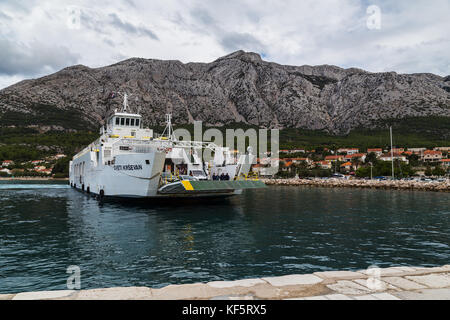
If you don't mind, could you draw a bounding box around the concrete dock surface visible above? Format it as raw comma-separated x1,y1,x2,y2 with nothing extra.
1,265,449,300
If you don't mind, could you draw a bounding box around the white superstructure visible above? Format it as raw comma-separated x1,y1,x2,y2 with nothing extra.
69,93,264,198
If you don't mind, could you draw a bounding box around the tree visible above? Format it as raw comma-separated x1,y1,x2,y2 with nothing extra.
432,166,446,176
407,154,420,167
425,165,433,177
365,152,378,164
52,157,71,177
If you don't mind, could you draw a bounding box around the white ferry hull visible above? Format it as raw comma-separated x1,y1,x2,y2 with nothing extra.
70,151,166,198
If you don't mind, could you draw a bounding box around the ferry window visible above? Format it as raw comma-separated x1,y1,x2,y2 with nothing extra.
131,118,135,126
126,118,130,126
120,118,125,126
115,117,119,125
136,119,140,127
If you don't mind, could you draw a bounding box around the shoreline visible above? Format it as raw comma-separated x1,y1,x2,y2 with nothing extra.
1,265,449,300
0,177,69,181
262,178,450,192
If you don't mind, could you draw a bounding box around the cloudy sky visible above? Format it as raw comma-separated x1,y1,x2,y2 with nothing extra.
0,0,449,89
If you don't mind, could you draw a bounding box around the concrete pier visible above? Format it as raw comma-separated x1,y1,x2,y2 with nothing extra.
1,265,449,300
262,178,450,192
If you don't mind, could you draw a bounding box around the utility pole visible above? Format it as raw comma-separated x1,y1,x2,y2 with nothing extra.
390,126,394,180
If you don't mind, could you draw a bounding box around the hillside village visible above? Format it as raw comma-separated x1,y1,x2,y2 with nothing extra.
252,146,450,179
1,146,449,179
0,154,67,178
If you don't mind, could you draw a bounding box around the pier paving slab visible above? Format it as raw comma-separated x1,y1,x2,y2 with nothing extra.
370,293,401,300
13,290,75,300
314,271,365,280
382,277,427,290
325,294,353,300
359,266,416,277
326,281,372,295
352,295,378,300
261,274,323,287
353,278,399,292
393,288,450,300
303,296,328,300
74,287,152,300
151,283,222,300
405,274,450,289
207,278,265,288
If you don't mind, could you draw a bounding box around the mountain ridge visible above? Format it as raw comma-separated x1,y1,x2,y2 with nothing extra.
0,50,449,134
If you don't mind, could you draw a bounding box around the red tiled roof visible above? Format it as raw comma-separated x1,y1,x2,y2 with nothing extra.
341,162,352,167
424,150,442,155
325,155,343,160
381,153,404,158
345,153,366,159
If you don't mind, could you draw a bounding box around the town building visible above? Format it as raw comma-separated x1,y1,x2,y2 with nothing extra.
0,168,12,175
340,162,352,171
440,159,450,167
422,150,443,162
367,148,383,156
314,161,332,169
325,155,345,162
1,160,14,167
337,148,359,155
343,153,367,163
408,148,426,154
380,153,409,163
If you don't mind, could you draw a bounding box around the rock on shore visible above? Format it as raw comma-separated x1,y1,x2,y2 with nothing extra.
262,178,450,192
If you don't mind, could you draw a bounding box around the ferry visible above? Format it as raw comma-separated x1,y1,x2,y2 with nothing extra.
69,93,266,198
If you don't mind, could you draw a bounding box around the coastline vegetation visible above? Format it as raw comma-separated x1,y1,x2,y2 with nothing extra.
0,116,448,178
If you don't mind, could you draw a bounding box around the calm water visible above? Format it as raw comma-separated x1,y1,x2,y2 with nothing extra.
0,181,449,294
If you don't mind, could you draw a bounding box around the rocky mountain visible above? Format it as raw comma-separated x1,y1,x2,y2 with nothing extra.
0,50,449,134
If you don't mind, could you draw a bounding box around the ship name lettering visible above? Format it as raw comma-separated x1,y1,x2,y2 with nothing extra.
113,164,143,171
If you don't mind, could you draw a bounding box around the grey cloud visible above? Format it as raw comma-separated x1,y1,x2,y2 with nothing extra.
0,10,12,20
219,32,267,53
108,13,159,40
122,0,136,8
189,7,267,54
0,38,79,76
190,8,216,26
103,38,115,47
80,11,110,35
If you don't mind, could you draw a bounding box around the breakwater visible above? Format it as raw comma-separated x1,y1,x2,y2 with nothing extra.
262,178,450,192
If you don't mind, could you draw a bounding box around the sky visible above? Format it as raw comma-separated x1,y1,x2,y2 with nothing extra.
0,0,449,89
